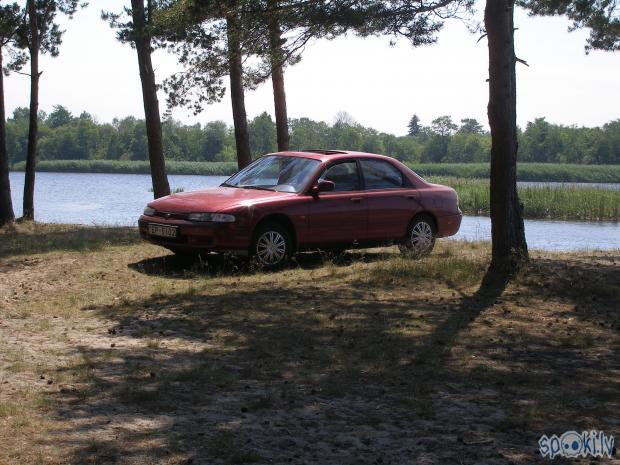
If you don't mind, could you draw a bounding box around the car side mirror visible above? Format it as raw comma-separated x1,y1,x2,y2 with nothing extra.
311,180,335,196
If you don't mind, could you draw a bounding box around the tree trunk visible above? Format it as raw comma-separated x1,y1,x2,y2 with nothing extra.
131,0,170,199
484,0,528,274
22,0,39,221
0,50,15,226
268,0,289,152
226,13,252,170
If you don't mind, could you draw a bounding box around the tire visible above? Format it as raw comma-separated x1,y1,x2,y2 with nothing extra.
399,215,436,258
251,222,293,269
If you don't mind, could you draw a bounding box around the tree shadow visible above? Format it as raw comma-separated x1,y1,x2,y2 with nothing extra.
43,255,619,464
129,249,397,279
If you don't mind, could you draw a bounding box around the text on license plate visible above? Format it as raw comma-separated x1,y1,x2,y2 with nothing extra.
148,224,178,238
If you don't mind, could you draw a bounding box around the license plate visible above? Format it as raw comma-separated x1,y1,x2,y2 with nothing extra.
148,224,178,238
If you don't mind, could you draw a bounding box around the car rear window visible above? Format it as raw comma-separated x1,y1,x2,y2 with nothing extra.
360,159,404,189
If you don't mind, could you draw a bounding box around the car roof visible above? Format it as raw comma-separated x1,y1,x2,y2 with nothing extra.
269,150,395,163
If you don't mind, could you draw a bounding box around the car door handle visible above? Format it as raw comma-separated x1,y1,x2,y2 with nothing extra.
405,194,417,200
350,197,362,203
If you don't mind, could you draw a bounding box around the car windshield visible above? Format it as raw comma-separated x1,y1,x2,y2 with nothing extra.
222,155,320,193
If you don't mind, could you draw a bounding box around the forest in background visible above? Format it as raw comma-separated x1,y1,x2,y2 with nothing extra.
5,106,620,166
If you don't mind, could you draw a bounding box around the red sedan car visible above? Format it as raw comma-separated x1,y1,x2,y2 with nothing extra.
138,150,462,267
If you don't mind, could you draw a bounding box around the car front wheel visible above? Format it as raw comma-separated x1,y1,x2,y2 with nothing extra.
252,223,292,269
399,216,436,258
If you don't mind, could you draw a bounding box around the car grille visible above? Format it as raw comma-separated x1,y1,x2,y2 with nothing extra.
152,210,189,220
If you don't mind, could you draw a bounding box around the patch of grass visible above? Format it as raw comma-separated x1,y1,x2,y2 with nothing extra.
0,222,140,258
6,361,28,373
559,333,596,349
0,401,22,418
365,252,488,287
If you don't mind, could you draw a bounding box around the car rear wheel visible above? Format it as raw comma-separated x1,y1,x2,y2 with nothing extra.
252,223,293,269
399,216,436,258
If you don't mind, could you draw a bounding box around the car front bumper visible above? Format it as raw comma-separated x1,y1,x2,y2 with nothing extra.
138,215,251,254
436,212,462,238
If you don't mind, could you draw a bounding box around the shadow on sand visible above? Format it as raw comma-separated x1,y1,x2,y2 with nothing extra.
46,255,619,464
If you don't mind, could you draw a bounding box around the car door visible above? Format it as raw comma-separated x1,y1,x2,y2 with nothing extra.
306,160,368,246
360,158,419,241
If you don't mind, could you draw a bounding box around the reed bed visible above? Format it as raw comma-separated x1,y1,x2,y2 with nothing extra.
432,176,620,221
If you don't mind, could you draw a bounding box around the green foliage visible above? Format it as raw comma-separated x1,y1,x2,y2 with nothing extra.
431,115,458,137
5,108,620,166
15,0,81,57
407,114,420,136
249,112,277,157
12,159,237,176
0,3,27,72
458,118,484,134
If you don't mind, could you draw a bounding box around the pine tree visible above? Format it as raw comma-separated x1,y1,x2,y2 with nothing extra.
407,114,420,137
18,0,79,220
0,3,26,226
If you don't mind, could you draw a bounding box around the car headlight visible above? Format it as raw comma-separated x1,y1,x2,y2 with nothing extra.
187,213,236,223
143,206,156,216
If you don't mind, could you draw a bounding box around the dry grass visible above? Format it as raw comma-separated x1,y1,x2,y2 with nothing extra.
0,224,618,464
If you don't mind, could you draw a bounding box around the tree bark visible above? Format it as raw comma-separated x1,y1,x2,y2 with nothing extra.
226,13,252,170
0,49,15,226
22,0,39,220
131,0,170,199
268,0,289,152
484,0,528,274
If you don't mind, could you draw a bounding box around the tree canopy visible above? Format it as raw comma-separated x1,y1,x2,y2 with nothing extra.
5,108,620,166
518,0,620,52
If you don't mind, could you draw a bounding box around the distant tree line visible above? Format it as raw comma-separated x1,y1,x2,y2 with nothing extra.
5,106,620,166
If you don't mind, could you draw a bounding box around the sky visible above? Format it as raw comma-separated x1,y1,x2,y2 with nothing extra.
3,0,619,136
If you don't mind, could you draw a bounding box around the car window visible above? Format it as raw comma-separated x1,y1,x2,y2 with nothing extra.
224,155,320,192
319,161,361,192
360,159,404,189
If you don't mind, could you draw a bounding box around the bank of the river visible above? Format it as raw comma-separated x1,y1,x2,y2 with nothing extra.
0,223,618,465
11,159,620,183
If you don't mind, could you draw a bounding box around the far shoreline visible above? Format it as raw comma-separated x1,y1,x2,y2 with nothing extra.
9,159,620,183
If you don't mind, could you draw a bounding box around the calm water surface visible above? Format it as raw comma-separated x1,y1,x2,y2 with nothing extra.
8,172,620,252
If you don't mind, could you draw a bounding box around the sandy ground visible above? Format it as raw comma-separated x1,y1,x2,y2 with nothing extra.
0,227,619,465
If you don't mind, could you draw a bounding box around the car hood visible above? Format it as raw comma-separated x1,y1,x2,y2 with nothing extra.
148,186,294,213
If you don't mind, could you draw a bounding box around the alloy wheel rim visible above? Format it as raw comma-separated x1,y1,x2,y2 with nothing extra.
256,231,287,265
410,221,433,253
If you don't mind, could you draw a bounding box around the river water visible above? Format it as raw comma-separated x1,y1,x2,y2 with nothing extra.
8,172,620,252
